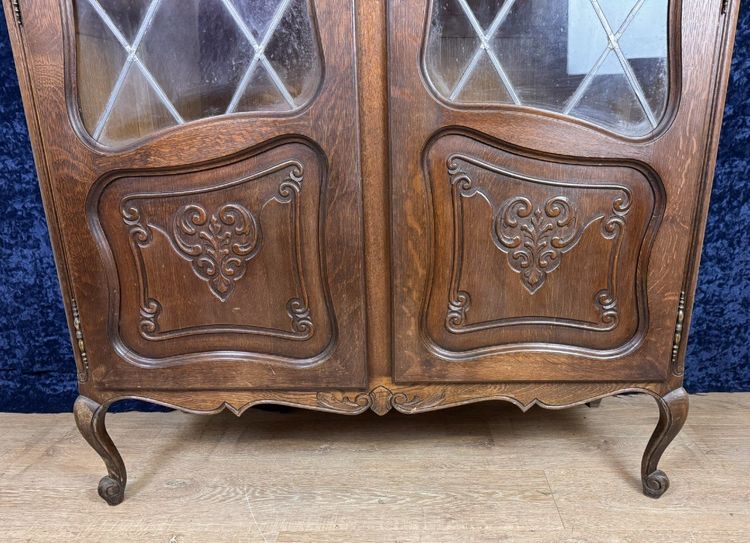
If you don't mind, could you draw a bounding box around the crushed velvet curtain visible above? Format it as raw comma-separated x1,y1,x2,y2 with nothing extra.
0,6,748,412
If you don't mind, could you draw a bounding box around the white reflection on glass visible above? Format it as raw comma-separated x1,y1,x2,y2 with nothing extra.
424,0,669,136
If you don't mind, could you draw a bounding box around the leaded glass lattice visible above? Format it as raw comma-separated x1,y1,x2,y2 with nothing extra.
424,0,670,137
74,0,322,146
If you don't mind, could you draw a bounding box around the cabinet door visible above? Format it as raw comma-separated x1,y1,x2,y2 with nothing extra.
16,0,366,389
389,0,732,382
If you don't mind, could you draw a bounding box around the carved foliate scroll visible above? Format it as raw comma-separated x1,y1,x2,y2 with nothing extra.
172,203,260,302
493,196,583,294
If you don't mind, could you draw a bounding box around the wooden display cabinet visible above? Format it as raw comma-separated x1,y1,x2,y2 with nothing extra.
3,0,740,504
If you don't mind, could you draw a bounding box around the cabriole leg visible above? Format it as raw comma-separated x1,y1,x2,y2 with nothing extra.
73,395,127,506
641,387,689,498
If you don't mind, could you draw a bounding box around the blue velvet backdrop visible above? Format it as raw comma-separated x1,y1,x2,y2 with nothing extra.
0,9,748,413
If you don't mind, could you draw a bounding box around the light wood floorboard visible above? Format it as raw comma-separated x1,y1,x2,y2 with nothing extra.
0,392,748,542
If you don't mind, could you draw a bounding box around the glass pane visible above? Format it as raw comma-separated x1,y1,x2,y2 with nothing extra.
424,0,670,137
234,63,293,112
424,0,481,97
74,0,323,146
230,0,287,41
568,57,650,134
460,54,513,103
99,64,179,145
95,0,154,43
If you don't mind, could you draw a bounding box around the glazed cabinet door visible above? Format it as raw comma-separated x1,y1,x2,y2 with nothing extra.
9,0,367,389
389,0,735,382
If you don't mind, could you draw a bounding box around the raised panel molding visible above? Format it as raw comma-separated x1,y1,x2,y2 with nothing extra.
120,161,314,342
88,140,334,367
422,132,665,358
445,153,629,334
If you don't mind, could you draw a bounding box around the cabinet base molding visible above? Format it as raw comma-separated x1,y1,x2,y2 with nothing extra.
75,383,687,504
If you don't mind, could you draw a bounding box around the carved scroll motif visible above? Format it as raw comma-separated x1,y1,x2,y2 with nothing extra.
314,386,448,416
172,203,260,302
493,196,583,294
445,154,631,333
119,162,314,341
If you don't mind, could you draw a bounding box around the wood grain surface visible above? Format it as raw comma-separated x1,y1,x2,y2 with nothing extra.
0,0,741,507
1,393,749,542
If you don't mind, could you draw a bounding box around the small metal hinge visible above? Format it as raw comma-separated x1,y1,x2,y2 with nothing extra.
11,0,22,26
71,299,90,383
722,0,730,15
670,291,687,374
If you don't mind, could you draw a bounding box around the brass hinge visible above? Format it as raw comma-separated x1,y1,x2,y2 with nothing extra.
670,291,687,375
71,299,90,383
11,0,22,26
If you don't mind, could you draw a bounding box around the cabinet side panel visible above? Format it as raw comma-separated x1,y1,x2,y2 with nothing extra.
1,0,89,383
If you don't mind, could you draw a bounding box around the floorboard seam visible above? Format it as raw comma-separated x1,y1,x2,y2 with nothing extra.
543,470,566,530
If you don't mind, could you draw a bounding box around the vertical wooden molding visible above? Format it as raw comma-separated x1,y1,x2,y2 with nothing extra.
670,291,687,375
10,0,22,26
71,299,90,383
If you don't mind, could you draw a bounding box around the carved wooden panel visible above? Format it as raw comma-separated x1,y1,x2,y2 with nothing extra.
423,132,664,357
89,140,333,366
3,0,740,504
387,0,735,384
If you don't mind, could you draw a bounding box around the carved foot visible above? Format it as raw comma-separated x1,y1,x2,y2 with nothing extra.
641,388,688,498
98,475,125,506
74,396,127,505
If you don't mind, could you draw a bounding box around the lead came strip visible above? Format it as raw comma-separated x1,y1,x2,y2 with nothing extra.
84,0,300,141
451,0,520,104
222,0,297,113
86,0,184,140
446,0,661,130
563,0,647,115
587,0,658,127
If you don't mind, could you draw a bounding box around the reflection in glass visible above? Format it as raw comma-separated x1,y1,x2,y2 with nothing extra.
424,0,670,136
74,0,322,146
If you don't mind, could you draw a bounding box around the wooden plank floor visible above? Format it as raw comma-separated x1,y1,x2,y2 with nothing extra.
1,393,749,542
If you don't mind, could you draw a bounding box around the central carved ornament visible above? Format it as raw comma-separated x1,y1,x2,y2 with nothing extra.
172,203,260,302
493,196,583,294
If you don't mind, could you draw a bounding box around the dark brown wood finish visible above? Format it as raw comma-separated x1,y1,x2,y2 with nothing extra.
2,0,740,504
73,395,126,506
388,0,739,383
641,387,689,498
9,0,368,390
